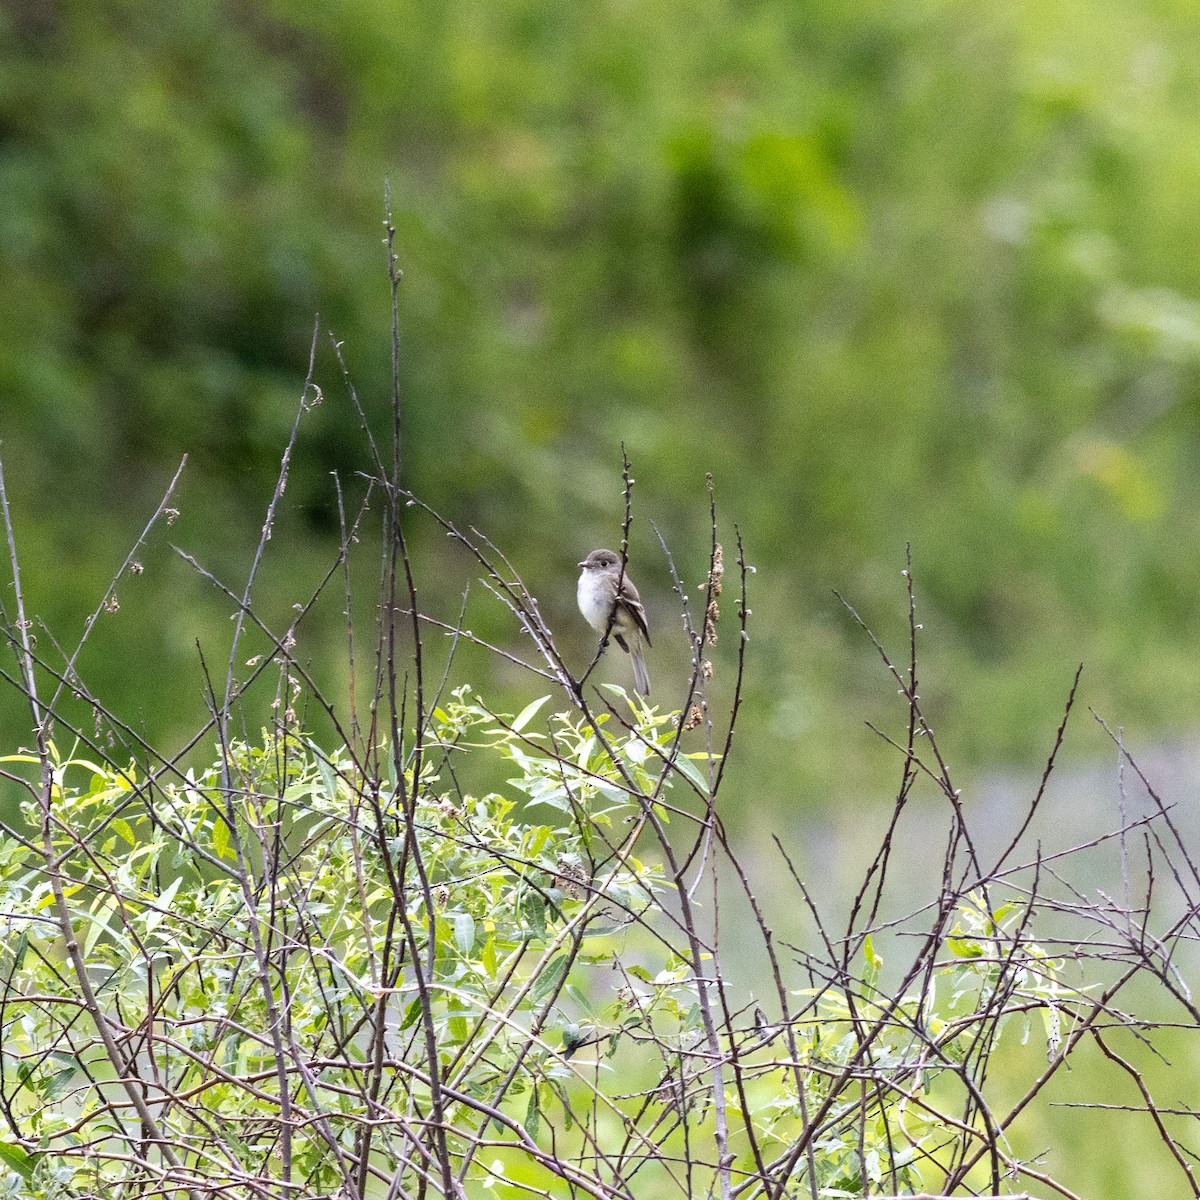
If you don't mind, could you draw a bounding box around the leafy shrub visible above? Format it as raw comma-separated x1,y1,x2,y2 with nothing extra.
2,313,1199,1200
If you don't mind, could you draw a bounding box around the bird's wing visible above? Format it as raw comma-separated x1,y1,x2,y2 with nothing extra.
618,587,651,646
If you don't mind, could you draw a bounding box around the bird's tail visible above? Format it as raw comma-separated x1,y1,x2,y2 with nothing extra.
630,641,650,698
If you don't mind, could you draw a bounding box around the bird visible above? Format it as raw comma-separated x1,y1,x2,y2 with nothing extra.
577,548,652,697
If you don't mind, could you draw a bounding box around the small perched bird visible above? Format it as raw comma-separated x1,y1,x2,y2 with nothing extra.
577,548,652,696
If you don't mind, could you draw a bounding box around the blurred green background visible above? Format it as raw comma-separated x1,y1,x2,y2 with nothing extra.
3,1,1200,1189
7,0,1200,782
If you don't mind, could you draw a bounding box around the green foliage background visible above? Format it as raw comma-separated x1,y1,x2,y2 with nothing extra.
5,2,1200,797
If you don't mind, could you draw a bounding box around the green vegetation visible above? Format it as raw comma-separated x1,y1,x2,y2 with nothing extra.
0,684,1164,1199
2,418,1199,1198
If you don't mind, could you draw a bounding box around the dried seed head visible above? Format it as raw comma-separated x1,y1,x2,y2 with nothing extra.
704,599,719,645
709,543,724,597
554,854,589,899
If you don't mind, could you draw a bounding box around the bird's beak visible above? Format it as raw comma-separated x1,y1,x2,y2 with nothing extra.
578,560,588,568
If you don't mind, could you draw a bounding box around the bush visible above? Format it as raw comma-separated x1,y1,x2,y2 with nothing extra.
2,304,1198,1199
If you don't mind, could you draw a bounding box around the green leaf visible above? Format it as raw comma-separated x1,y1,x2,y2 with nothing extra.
525,1085,541,1139
947,936,983,959
213,814,233,860
8,932,28,973
560,1022,592,1058
511,695,551,734
144,876,182,935
452,911,476,956
564,983,597,1018
112,818,137,845
522,778,570,811
82,895,120,957
529,954,569,1004
0,1140,34,1181
313,748,337,805
581,923,628,939
625,738,649,766
522,893,547,940
670,753,711,794
44,1064,79,1100
575,736,597,770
